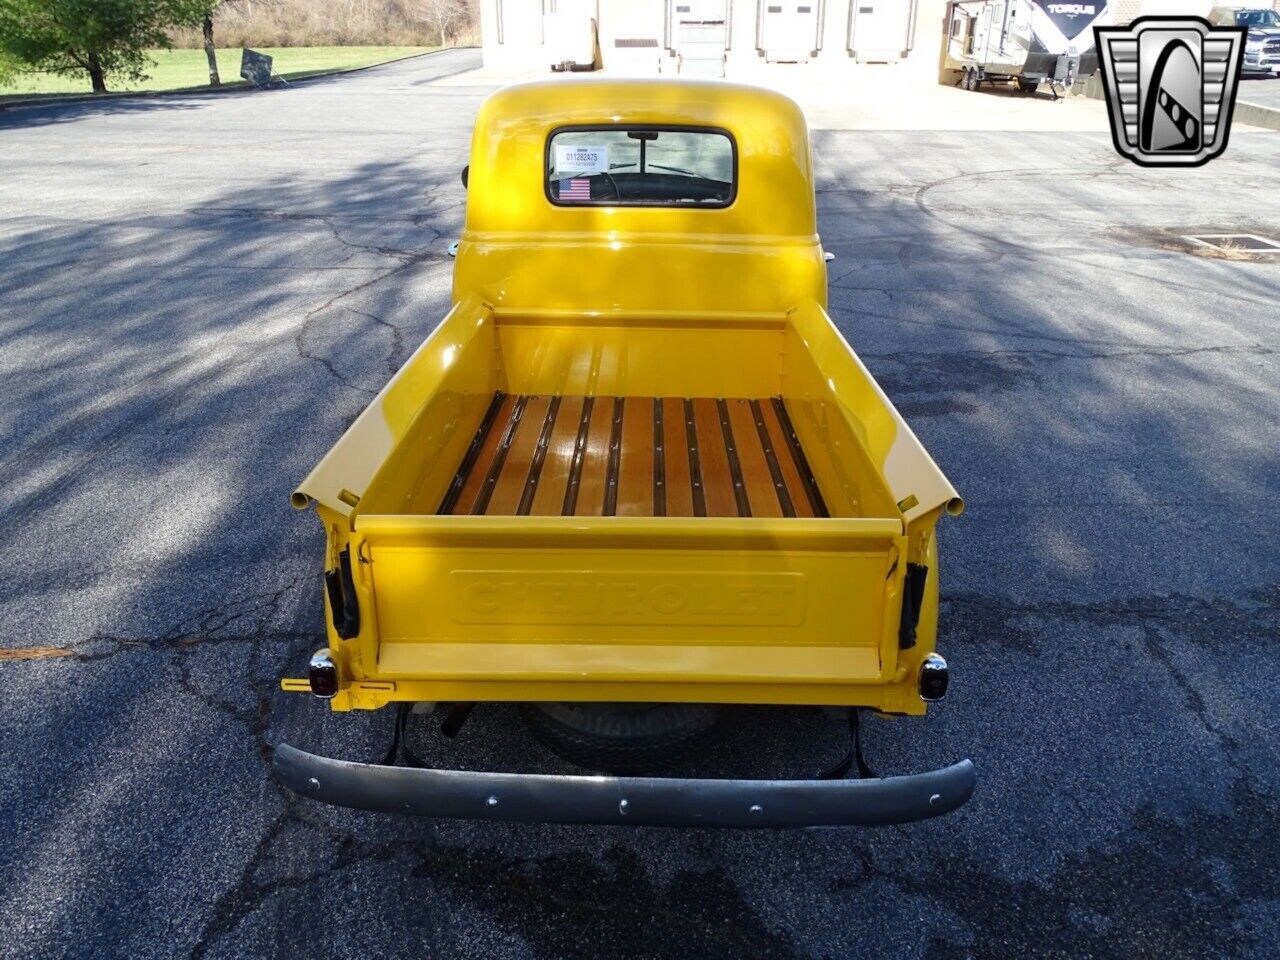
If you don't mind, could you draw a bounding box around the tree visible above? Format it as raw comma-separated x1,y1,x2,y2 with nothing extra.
200,9,219,85
195,2,264,89
414,0,468,47
0,47,17,86
0,0,209,93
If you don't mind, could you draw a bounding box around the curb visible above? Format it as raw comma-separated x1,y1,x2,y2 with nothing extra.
1234,98,1280,132
0,46,469,113
1077,69,1280,132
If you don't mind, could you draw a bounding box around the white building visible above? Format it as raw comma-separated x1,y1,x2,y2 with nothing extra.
478,0,1280,79
479,0,933,76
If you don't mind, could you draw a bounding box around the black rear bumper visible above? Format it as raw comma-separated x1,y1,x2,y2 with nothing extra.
273,743,975,828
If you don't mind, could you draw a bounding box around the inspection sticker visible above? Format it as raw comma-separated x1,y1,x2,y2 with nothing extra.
554,144,609,174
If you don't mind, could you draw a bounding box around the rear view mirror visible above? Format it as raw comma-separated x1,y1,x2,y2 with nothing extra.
461,165,469,188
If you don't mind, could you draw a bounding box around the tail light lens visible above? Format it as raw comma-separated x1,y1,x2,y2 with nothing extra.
919,653,949,702
309,650,339,699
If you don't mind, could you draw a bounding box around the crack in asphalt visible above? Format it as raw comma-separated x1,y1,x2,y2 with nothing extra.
291,248,441,397
0,199,452,524
191,821,807,960
192,205,448,266
349,307,406,377
857,776,1280,960
943,586,1275,779
19,570,332,960
942,586,1280,657
853,334,1276,417
175,589,1280,960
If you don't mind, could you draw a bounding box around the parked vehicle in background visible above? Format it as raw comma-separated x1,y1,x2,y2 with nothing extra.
1211,7,1280,76
943,0,1110,97
275,79,974,829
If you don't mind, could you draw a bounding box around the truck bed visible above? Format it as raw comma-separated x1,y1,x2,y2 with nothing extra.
439,393,828,519
291,302,962,710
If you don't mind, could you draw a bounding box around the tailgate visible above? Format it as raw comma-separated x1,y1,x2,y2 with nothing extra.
352,515,907,694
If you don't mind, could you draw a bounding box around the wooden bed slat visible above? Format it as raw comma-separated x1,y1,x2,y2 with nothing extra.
602,397,626,516
443,394,828,519
477,395,542,515
769,397,829,519
662,397,695,518
437,392,507,515
716,399,752,517
692,398,738,517
730,399,786,518
758,398,814,519
616,397,656,517
572,397,615,516
445,393,516,515
529,396,584,516
559,395,595,516
517,396,562,515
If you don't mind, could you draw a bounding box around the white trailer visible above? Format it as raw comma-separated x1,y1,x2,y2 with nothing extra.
943,0,1110,96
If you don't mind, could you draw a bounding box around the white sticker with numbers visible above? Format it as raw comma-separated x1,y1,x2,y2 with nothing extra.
554,144,609,174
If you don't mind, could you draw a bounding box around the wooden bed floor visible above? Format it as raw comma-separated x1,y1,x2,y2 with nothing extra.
439,394,829,518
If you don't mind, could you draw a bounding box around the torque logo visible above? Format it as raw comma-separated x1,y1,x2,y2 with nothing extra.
1095,17,1247,167
1046,4,1096,15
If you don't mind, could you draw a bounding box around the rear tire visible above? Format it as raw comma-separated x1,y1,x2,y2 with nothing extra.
1019,79,1038,94
521,702,724,774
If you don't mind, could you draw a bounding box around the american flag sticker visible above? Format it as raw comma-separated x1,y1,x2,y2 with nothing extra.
560,178,592,201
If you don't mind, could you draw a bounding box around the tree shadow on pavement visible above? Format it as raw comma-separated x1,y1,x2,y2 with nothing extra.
0,106,1278,960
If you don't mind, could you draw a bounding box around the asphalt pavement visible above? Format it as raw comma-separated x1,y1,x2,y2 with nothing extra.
1,48,1279,960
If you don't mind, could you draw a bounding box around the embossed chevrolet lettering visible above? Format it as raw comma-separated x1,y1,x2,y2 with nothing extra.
453,572,805,625
277,79,973,828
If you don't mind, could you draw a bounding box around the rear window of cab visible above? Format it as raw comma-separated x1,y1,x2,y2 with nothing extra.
546,126,737,208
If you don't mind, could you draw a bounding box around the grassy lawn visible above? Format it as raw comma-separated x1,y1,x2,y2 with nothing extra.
0,46,437,96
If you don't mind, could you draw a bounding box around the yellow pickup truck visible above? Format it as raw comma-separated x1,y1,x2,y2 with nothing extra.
274,78,973,828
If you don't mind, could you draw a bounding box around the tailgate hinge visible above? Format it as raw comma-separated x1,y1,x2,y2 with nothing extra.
898,563,929,649
324,546,361,640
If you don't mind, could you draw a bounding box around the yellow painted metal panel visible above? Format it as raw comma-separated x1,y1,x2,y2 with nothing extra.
377,642,882,685
493,318,784,399
453,80,826,316
784,301,964,523
323,678,929,714
286,80,962,713
463,80,817,241
351,518,903,691
291,297,497,517
353,514,903,542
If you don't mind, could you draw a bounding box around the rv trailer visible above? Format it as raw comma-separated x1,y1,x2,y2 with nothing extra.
943,0,1110,97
